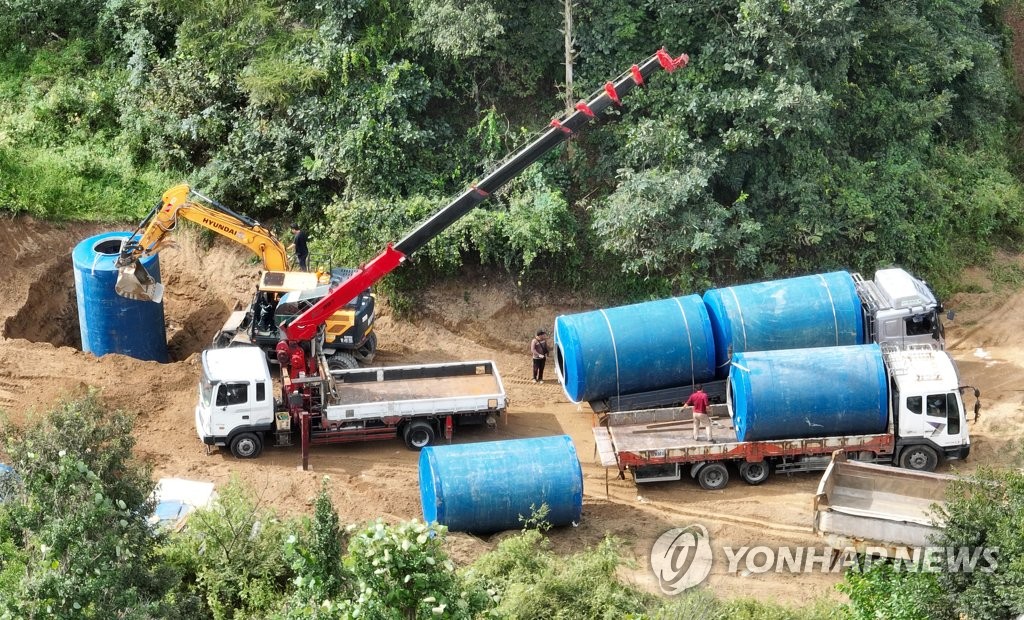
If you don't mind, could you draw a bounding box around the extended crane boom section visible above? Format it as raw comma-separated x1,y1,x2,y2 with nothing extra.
115,184,290,302
281,48,688,343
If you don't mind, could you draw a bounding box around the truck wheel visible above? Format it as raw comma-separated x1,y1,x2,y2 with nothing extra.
353,332,377,364
899,445,938,472
403,422,436,450
230,432,262,459
697,463,729,490
327,353,359,371
738,461,771,485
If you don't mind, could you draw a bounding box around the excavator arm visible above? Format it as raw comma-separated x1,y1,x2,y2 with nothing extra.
115,184,290,302
281,48,688,344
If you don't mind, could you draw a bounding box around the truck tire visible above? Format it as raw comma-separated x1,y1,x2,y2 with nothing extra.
738,461,771,485
403,422,436,450
697,462,729,490
899,445,938,472
353,332,378,364
230,432,262,459
327,353,359,371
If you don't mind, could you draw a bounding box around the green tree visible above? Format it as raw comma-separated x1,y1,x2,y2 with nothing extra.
340,519,488,619
0,395,187,618
840,560,952,620
274,480,349,618
932,467,1024,619
162,478,292,620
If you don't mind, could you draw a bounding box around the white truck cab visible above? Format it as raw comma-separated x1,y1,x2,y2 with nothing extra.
855,268,946,349
886,346,970,470
196,346,275,457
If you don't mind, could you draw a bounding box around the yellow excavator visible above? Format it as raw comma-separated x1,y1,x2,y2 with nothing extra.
115,184,377,367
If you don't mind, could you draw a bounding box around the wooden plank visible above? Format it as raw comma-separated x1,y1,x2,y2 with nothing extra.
592,428,619,468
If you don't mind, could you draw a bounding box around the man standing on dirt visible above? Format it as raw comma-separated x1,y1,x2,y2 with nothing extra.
686,385,713,442
289,223,309,271
531,329,549,384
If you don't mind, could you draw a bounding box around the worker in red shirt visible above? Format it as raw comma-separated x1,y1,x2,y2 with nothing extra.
686,384,713,443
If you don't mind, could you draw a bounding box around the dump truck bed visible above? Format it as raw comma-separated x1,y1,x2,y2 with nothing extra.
324,360,507,422
812,452,954,551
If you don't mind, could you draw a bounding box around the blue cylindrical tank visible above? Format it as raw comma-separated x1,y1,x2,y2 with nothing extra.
554,295,716,403
703,271,864,378
728,344,888,442
419,435,583,533
72,231,168,362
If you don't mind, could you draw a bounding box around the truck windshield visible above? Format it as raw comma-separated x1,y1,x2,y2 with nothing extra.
905,313,936,336
200,372,216,408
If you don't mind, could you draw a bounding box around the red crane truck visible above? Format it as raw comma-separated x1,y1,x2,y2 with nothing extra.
195,49,690,466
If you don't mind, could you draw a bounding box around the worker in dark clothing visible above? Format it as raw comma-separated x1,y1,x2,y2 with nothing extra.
686,384,713,442
530,329,549,383
289,223,309,271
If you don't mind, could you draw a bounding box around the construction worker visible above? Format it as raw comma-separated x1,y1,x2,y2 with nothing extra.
531,329,549,383
288,223,309,271
686,384,713,443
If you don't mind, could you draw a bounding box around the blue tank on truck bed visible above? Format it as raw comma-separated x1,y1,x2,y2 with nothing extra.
593,345,974,489
555,267,948,413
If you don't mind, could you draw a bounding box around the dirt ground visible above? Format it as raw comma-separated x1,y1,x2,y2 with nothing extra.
0,217,1021,607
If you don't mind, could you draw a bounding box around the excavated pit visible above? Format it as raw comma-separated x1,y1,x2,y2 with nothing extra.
2,239,250,362
3,257,82,349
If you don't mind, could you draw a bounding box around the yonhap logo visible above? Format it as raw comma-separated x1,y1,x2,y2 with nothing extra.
650,524,713,594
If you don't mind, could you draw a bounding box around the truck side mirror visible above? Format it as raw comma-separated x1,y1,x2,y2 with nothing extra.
946,309,955,321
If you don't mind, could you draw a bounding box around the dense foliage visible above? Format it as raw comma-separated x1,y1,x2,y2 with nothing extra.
840,466,1024,620
0,397,843,618
3,397,1024,617
1,0,1022,297
0,395,186,618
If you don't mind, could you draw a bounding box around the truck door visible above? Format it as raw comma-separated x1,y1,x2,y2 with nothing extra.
212,381,253,432
898,394,930,439
879,317,902,345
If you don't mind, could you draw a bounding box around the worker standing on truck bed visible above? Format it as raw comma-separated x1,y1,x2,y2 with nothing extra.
289,223,309,271
687,385,713,442
531,330,548,384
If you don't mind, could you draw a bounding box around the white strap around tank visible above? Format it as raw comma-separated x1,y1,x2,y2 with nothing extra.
726,286,748,350
817,273,840,345
671,297,696,387
598,309,621,400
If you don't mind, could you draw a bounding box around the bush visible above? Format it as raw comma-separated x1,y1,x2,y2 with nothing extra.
339,519,488,620
469,530,657,619
0,394,186,618
162,478,292,620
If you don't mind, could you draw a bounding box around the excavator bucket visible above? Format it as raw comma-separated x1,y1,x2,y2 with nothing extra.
115,260,165,304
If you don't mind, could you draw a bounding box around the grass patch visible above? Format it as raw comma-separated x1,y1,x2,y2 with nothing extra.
0,143,176,221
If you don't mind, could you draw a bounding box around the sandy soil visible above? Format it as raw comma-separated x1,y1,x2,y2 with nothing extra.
0,217,1021,606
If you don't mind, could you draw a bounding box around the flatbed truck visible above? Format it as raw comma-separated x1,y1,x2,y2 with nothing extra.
593,347,974,488
196,346,506,459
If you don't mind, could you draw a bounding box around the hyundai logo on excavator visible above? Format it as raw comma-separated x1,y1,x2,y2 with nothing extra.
201,217,239,238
